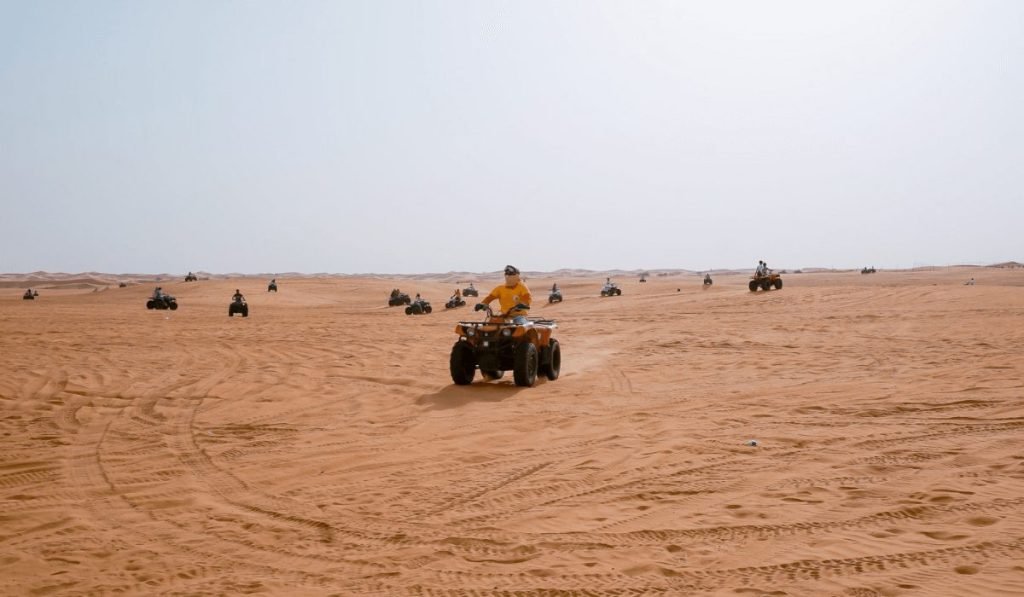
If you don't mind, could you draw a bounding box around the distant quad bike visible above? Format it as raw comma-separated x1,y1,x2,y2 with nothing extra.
405,298,432,315
268,281,278,292
450,305,560,387
388,292,411,307
462,285,479,297
184,273,197,282
703,275,713,286
228,297,249,317
118,282,128,288
146,294,178,310
445,296,466,309
861,267,876,274
23,290,38,300
600,282,622,297
549,290,563,303
749,271,783,292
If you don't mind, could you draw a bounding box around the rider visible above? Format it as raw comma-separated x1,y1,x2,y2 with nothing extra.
24,288,33,298
232,289,245,302
704,273,712,284
152,286,164,299
477,264,532,324
551,283,559,293
450,288,462,301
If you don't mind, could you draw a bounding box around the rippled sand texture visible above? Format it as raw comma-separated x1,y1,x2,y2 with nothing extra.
1,268,1022,596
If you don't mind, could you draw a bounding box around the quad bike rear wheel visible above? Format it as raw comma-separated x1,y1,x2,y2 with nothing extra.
513,342,539,387
761,280,771,291
450,342,476,385
424,305,432,314
541,339,561,381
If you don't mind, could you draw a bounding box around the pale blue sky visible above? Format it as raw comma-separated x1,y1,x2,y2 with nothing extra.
2,1,1021,273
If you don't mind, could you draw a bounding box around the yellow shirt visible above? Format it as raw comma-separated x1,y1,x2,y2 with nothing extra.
483,281,532,314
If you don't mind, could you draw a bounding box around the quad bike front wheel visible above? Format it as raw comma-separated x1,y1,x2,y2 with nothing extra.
146,300,155,309
450,342,476,385
513,342,539,387
773,278,783,290
168,302,178,310
404,306,413,315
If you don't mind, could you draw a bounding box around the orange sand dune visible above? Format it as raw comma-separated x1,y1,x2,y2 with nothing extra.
1,268,1022,595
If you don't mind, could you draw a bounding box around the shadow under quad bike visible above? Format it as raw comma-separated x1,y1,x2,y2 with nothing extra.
450,304,561,387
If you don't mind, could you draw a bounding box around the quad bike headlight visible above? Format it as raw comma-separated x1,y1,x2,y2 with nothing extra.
463,326,475,337
502,328,512,337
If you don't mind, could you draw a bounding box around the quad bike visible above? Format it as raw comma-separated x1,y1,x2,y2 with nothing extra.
450,305,560,387
600,282,622,297
184,273,197,282
639,275,647,283
445,296,466,309
462,285,479,297
268,281,278,292
405,298,432,315
861,267,876,274
703,275,713,286
228,296,249,317
23,290,38,300
146,294,179,310
749,271,783,292
118,282,128,288
389,292,411,307
549,290,563,303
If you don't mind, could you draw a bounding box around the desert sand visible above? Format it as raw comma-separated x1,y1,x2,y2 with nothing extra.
1,267,1022,596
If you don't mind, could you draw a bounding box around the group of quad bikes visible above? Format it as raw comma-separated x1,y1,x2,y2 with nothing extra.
141,274,278,315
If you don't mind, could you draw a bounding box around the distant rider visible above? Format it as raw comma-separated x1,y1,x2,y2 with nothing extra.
152,286,164,299
551,283,559,293
704,273,712,284
477,264,532,324
232,289,245,302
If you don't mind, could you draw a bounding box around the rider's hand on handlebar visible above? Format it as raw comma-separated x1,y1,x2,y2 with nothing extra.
474,303,488,312
513,303,529,311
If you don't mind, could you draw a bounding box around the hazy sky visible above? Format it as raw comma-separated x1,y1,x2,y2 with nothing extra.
2,1,1022,274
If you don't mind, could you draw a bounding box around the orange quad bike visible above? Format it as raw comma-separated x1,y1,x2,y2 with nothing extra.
749,270,783,292
450,304,561,387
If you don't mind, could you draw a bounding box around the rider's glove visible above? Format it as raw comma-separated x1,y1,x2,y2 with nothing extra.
513,303,529,311
474,303,488,311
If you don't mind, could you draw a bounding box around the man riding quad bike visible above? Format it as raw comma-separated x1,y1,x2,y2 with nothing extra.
228,290,249,317
389,289,411,307
449,265,561,387
405,294,432,315
268,279,278,292
549,283,563,303
146,287,178,310
185,272,197,282
600,279,622,296
462,283,479,297
445,290,466,309
703,273,713,286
